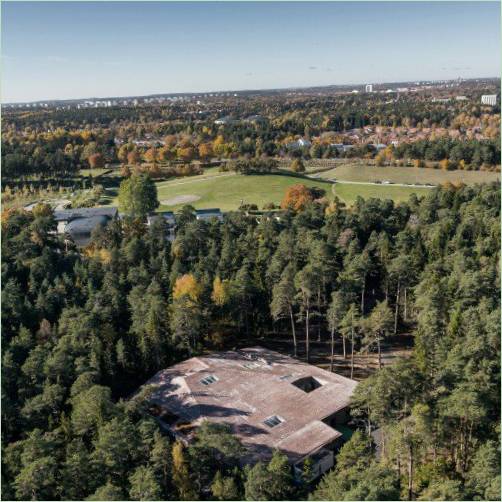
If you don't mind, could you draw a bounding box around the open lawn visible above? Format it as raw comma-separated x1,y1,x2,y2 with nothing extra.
155,172,334,211
107,166,475,212
318,163,500,185
332,183,432,205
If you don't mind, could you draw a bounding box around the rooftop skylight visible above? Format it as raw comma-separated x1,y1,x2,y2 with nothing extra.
200,374,218,385
263,415,285,428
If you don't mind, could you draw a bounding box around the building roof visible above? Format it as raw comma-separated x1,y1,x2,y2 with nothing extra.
147,211,176,226
64,215,110,247
195,208,223,220
143,347,357,464
54,206,118,222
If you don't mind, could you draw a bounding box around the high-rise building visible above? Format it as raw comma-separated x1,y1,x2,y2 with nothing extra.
481,94,497,106
365,84,373,93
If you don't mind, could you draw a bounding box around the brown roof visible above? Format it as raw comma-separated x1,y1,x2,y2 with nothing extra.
144,347,357,463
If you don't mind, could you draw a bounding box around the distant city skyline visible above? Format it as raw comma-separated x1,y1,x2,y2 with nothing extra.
2,1,500,103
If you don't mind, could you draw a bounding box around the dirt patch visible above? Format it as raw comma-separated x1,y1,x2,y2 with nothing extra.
161,194,201,206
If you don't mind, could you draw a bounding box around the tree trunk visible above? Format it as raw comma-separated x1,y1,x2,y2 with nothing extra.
317,286,322,342
350,326,355,379
407,445,413,501
305,308,310,363
394,279,400,335
330,327,335,372
288,305,297,358
342,335,347,359
404,287,408,321
361,275,366,314
377,336,382,369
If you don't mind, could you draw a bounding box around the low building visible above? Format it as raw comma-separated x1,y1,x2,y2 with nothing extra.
481,94,497,106
54,207,118,247
195,208,223,221
365,84,373,93
147,211,176,241
142,347,357,480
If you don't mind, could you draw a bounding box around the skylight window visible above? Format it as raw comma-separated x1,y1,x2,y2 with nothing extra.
291,376,324,393
263,415,285,428
200,375,218,386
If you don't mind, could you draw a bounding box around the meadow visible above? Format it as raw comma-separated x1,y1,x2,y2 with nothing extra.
154,172,334,211
317,163,500,185
332,183,431,205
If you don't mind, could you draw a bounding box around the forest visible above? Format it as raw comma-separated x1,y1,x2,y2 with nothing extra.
1,181,500,500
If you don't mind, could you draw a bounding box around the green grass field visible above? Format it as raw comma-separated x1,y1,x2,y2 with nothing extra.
317,163,500,185
106,163,498,212
155,173,335,211
332,183,431,205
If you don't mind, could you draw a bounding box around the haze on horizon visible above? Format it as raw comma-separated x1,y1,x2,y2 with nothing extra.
2,1,500,104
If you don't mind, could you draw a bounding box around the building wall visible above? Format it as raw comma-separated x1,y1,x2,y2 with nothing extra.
481,95,497,106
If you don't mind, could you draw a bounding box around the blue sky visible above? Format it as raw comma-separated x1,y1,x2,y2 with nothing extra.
2,1,500,103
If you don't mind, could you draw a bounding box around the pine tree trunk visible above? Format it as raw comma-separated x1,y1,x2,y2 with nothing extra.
317,286,322,342
408,445,413,501
330,327,335,372
350,326,355,379
305,308,310,363
404,287,408,321
361,275,366,314
394,279,400,335
342,336,347,359
288,305,297,357
377,336,382,369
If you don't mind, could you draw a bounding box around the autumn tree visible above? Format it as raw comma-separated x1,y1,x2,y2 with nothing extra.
280,184,314,212
87,153,104,169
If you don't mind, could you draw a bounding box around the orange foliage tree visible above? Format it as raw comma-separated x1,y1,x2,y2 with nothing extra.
88,153,104,169
173,274,202,303
127,150,141,166
280,184,314,212
198,143,213,161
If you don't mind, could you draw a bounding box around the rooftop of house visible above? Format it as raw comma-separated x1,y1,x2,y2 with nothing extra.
143,346,357,464
54,206,118,222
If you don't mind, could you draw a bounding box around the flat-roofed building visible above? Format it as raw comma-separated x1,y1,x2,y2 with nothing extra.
141,347,357,480
195,208,223,221
481,94,497,106
54,207,118,247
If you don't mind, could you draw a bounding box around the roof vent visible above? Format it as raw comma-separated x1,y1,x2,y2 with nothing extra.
200,375,218,386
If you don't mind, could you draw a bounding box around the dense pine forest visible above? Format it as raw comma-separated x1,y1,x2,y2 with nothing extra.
1,183,500,500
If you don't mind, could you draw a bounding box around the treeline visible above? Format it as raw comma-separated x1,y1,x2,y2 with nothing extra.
3,90,500,180
391,138,500,168
1,183,500,500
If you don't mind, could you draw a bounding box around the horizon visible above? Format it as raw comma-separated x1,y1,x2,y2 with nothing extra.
2,1,501,103
3,75,501,106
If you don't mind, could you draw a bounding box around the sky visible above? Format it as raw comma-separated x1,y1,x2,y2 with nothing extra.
2,1,500,103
